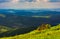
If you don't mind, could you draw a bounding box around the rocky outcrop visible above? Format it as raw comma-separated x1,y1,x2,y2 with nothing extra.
37,24,51,32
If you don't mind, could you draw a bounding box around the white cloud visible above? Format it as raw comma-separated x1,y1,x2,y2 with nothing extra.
0,0,60,9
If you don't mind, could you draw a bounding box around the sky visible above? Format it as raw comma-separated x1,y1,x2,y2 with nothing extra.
0,0,60,9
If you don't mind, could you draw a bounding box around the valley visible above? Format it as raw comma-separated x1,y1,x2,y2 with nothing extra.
0,9,60,39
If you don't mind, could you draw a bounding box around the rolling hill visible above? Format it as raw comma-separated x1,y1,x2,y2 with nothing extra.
0,9,60,28
0,9,60,39
0,24,60,39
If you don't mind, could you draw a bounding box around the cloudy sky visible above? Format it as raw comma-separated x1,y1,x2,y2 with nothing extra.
0,0,60,9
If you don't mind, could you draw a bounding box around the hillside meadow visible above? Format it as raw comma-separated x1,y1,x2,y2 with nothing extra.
0,24,60,39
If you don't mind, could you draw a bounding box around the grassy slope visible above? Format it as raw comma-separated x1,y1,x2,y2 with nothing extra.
0,26,13,33
0,24,60,39
0,26,17,33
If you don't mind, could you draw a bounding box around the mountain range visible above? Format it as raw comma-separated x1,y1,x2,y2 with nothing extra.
0,9,60,27
0,9,60,37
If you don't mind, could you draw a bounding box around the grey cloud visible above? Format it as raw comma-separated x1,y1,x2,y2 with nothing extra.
0,0,10,3
50,0,60,2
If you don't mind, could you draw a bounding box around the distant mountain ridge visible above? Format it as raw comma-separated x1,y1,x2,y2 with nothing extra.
0,9,60,27
0,9,60,16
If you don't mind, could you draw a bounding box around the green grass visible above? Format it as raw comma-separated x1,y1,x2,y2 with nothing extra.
32,16,51,18
0,24,60,39
0,26,17,33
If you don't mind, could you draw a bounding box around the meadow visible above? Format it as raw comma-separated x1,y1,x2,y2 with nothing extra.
0,24,60,39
